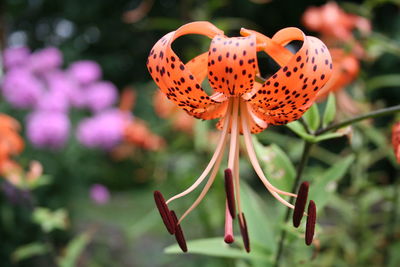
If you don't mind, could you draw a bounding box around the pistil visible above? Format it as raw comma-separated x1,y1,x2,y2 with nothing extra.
224,202,234,243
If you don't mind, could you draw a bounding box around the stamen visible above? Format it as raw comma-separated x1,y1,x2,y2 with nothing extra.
233,128,243,219
170,210,188,252
293,181,309,228
224,168,236,219
240,100,297,209
178,130,227,224
228,98,239,170
305,200,316,246
224,203,234,244
238,212,250,253
154,191,175,234
166,100,232,205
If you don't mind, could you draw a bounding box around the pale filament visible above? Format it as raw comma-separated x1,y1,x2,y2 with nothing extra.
240,99,296,209
178,98,237,224
178,130,227,224
233,114,243,222
166,101,232,205
228,97,239,171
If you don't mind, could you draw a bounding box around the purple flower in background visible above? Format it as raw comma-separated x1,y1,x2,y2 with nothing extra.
85,81,118,112
29,47,62,73
26,111,70,149
44,71,85,108
90,184,110,205
2,68,44,108
68,60,102,84
36,90,69,112
77,109,129,150
3,46,30,69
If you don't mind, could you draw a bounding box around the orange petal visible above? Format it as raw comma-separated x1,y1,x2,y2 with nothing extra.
207,35,257,96
247,28,332,125
147,22,223,115
187,101,228,120
216,101,267,134
185,52,209,84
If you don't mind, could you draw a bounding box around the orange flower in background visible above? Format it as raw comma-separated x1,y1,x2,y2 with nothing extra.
119,87,137,112
153,90,195,134
147,22,332,251
302,1,371,43
0,114,24,175
123,118,164,151
392,122,400,163
316,48,359,101
0,114,42,187
111,88,165,160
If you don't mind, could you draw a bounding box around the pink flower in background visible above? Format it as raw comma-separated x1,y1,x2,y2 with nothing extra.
85,81,118,112
67,60,102,84
3,46,30,69
28,47,63,73
36,90,69,112
76,109,130,150
44,71,85,108
26,112,70,149
1,45,128,151
2,68,44,109
90,184,110,205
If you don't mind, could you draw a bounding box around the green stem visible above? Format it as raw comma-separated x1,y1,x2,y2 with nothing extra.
316,104,400,135
274,141,313,267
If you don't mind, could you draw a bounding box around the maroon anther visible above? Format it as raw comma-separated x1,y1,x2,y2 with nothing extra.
170,210,188,252
293,181,309,228
154,191,175,234
224,168,236,219
238,213,250,253
305,200,316,246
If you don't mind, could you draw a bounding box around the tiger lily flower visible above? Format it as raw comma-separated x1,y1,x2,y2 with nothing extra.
147,21,332,252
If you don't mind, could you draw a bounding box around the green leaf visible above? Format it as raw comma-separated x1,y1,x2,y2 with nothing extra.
12,243,50,263
286,121,315,142
58,232,91,267
303,104,320,131
309,155,355,209
240,183,278,253
32,207,68,233
322,93,336,127
253,139,295,192
194,119,211,151
164,238,271,262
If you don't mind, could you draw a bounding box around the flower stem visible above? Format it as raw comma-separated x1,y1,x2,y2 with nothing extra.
274,141,313,267
317,104,400,135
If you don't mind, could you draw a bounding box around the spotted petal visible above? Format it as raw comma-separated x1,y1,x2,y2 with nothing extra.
246,28,332,125
146,22,224,115
207,35,258,97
